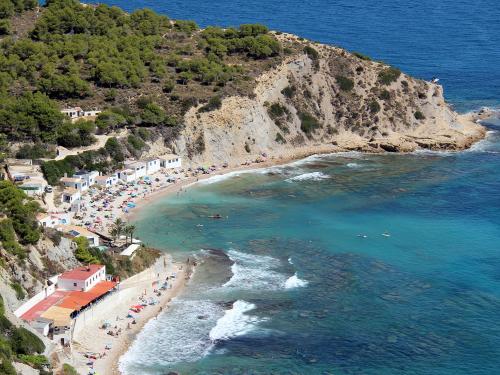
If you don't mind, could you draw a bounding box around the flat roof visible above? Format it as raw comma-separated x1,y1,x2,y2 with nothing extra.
61,177,81,183
59,264,104,281
160,154,180,159
62,188,80,195
41,306,74,327
120,244,140,257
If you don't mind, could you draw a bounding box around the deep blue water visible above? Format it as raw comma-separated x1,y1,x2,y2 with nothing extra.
96,0,500,112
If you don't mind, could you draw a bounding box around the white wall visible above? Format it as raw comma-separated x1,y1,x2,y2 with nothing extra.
14,284,56,318
162,157,182,169
58,267,105,292
146,160,161,174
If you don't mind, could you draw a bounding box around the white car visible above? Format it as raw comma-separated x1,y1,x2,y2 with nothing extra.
45,185,53,193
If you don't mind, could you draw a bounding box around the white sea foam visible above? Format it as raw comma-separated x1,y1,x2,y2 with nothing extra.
193,169,262,185
285,172,330,182
346,162,361,168
209,300,267,341
284,273,309,289
223,250,287,291
288,257,293,265
466,130,499,153
119,299,224,374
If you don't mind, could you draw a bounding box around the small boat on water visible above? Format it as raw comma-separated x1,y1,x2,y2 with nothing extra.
209,214,222,219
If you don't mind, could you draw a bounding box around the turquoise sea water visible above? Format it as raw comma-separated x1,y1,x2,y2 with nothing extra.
119,118,500,375
99,0,500,373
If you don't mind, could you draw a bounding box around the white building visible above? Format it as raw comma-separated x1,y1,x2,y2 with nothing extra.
61,107,83,119
117,169,136,183
32,317,52,337
61,107,101,122
61,188,81,204
19,180,46,196
60,177,88,192
160,154,182,169
125,161,147,179
95,174,118,187
145,158,161,175
37,213,71,228
57,264,106,292
57,225,100,246
74,170,99,187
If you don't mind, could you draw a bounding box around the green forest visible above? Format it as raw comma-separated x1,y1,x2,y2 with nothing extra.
0,0,286,150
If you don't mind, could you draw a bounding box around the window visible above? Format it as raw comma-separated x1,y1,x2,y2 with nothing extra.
73,283,77,287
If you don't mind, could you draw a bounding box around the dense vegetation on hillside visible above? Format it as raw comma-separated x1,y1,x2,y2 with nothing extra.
0,0,286,152
0,295,47,374
0,181,41,259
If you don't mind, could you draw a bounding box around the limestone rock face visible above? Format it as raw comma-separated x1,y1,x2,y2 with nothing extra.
174,35,485,165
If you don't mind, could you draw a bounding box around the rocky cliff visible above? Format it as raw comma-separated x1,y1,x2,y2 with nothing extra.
174,34,485,166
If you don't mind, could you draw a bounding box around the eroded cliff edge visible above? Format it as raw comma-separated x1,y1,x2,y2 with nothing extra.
175,34,486,165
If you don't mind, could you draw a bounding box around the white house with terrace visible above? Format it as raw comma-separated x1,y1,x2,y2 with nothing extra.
95,174,118,187
74,170,99,187
60,177,88,192
145,157,161,175
125,161,147,179
57,264,106,292
160,154,182,169
61,107,101,122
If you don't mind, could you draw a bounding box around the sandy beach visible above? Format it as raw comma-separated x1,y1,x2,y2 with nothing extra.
66,255,193,375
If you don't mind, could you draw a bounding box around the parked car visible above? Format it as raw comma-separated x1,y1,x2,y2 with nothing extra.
45,185,53,193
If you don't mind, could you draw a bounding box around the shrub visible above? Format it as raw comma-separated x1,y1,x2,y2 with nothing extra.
268,103,287,119
281,85,296,98
162,79,175,93
378,67,401,85
304,46,319,60
369,100,381,114
173,20,199,34
15,144,56,159
10,282,25,300
198,96,222,113
414,110,426,120
127,134,146,150
0,358,15,375
0,19,11,35
62,363,78,375
73,237,99,264
10,327,45,355
18,354,49,369
353,52,371,61
275,133,286,144
299,112,320,134
336,75,354,91
379,89,391,100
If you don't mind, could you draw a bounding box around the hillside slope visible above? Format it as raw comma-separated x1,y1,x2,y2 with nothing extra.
176,35,485,166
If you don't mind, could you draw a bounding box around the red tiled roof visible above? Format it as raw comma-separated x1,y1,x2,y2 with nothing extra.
58,281,116,310
59,265,104,281
21,290,70,322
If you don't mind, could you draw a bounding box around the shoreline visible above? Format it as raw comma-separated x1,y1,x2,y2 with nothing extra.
124,144,342,223
124,116,492,223
65,113,495,374
68,256,194,375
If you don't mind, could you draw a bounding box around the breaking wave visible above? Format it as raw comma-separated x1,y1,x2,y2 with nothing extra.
223,250,288,291
285,172,330,182
118,299,224,374
209,300,267,342
284,273,309,289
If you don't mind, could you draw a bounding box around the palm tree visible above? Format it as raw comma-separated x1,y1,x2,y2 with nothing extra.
111,218,125,243
123,224,136,246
